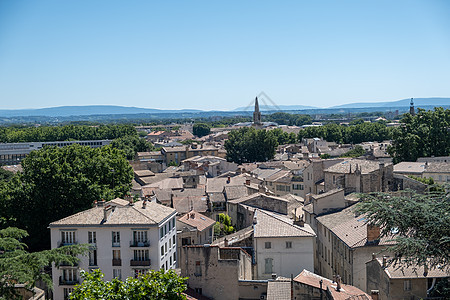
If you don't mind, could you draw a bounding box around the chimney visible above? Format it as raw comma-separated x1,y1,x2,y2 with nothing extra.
227,176,231,184
142,199,147,209
103,205,112,222
367,224,380,243
382,256,387,268
97,200,105,207
271,273,277,280
224,238,228,247
371,290,379,300
186,213,189,220
245,179,251,185
294,217,305,227
191,212,195,219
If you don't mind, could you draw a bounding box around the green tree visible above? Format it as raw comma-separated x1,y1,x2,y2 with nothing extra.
69,269,187,300
225,127,278,164
0,144,133,251
193,123,211,137
213,213,235,237
0,169,13,182
340,145,366,158
389,107,450,163
356,188,450,271
0,227,87,300
111,135,153,160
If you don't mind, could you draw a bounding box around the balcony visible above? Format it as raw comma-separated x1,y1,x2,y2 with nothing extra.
130,259,151,266
59,277,79,285
130,240,150,247
58,241,77,248
112,258,122,266
112,242,120,247
58,261,78,267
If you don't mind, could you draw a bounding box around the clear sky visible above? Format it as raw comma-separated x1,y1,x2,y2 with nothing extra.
0,0,449,111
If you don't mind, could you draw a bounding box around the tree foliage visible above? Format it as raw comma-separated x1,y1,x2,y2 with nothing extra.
69,269,187,300
0,124,137,143
264,112,312,126
0,144,133,251
111,135,154,160
298,122,391,144
0,227,87,300
193,123,211,137
389,107,450,163
225,127,278,164
214,213,235,237
340,145,366,158
356,188,450,271
270,128,297,145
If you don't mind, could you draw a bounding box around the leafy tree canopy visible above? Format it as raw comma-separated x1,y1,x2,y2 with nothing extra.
340,145,366,158
69,269,187,300
0,227,87,300
356,188,450,271
389,107,450,163
225,127,278,164
0,144,133,251
193,123,211,137
111,135,154,160
214,213,235,237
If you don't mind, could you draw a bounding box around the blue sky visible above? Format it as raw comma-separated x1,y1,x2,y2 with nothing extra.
0,0,449,111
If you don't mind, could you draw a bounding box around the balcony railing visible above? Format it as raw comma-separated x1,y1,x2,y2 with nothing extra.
130,259,151,266
130,240,150,247
59,276,79,285
112,258,122,266
58,241,78,248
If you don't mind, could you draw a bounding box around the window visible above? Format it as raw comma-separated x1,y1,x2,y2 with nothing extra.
134,249,149,261
133,230,148,244
286,241,292,249
169,239,172,248
62,269,77,283
160,227,164,239
264,258,273,274
63,288,73,300
61,231,75,245
173,235,176,246
173,252,176,264
88,231,96,244
195,261,202,276
168,220,171,231
134,269,146,278
165,261,168,270
165,242,167,254
88,249,97,266
170,256,172,266
404,280,411,291
112,231,120,247
113,249,121,260
265,242,271,249
172,217,175,228
161,245,164,256
195,288,203,295
113,269,122,280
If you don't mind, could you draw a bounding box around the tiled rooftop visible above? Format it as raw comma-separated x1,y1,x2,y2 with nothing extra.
325,159,391,174
178,211,215,232
253,209,315,238
49,199,175,227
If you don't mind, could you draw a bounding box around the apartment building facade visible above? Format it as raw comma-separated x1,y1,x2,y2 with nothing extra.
49,198,177,300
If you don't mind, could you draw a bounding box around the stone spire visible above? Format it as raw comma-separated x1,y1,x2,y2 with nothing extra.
410,98,415,116
253,97,262,127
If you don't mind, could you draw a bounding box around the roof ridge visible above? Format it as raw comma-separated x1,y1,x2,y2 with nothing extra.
50,206,99,225
258,209,315,236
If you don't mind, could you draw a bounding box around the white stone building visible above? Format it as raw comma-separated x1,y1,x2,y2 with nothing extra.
253,209,316,280
49,198,177,300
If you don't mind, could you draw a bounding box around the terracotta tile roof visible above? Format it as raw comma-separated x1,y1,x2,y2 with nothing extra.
134,170,155,177
294,270,370,299
424,162,450,173
224,185,249,200
49,200,175,227
267,280,291,300
311,189,344,200
152,189,172,203
325,159,391,174
317,205,395,249
375,258,450,279
209,192,226,203
206,177,246,193
178,211,215,232
172,195,208,214
393,162,426,174
253,209,315,238
146,177,184,190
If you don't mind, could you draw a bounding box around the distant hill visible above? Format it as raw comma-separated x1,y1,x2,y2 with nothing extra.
330,97,450,109
233,104,318,111
0,105,202,117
